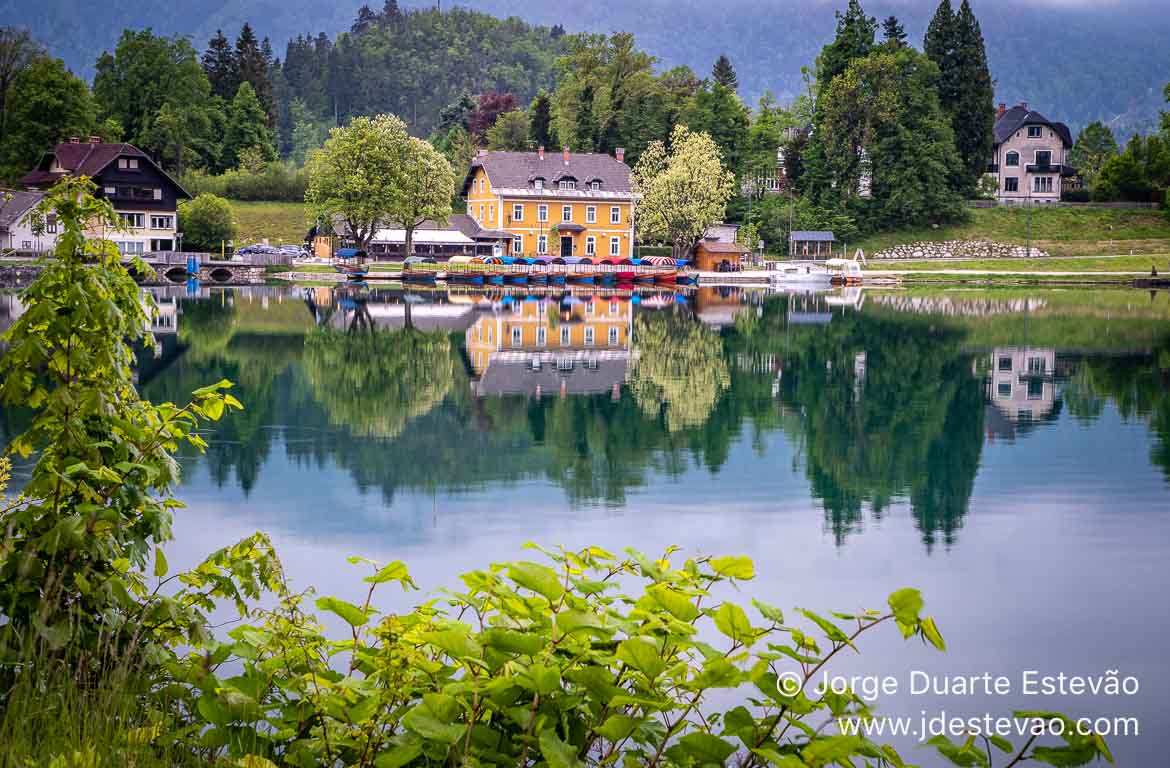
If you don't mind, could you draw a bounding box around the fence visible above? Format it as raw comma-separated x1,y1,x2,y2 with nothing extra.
146,251,292,266
967,199,1161,210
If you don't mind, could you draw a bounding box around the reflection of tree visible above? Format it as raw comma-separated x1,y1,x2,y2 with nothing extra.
303,325,453,439
630,309,730,432
178,295,238,361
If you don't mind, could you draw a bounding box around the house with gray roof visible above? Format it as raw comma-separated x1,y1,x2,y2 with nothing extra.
0,189,52,254
987,103,1077,204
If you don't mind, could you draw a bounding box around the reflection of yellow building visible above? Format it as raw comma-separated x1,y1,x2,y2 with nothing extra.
465,297,634,397
462,148,635,259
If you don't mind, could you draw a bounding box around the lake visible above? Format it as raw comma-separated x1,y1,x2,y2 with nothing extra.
6,282,1167,764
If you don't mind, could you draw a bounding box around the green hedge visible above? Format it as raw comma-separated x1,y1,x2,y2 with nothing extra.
179,162,307,202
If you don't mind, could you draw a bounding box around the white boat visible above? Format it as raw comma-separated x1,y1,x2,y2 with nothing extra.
767,262,834,287
825,257,864,284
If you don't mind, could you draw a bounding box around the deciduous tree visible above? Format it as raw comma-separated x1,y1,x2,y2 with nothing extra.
178,193,237,252
632,124,736,259
485,109,530,150
1069,120,1119,187
389,137,456,258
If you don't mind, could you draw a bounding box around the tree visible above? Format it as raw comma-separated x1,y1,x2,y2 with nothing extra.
438,93,476,133
817,0,876,96
222,82,275,170
711,54,738,89
0,54,97,183
178,193,237,252
234,23,273,122
881,15,906,48
1069,120,1119,187
469,91,519,139
485,109,530,150
818,47,964,229
939,0,995,194
685,82,750,175
630,308,730,431
202,30,237,101
632,124,736,259
430,124,476,185
528,89,554,149
1093,133,1170,203
923,0,957,74
289,98,329,165
92,30,213,162
0,27,43,152
305,114,409,251
744,93,787,197
142,100,212,175
389,137,455,258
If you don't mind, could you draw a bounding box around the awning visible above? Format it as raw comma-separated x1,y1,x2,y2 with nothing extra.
336,248,360,258
554,223,586,233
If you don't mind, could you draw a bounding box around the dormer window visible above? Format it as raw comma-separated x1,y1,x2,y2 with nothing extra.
590,180,601,191
559,180,576,191
117,157,140,171
533,178,544,190
1027,126,1042,139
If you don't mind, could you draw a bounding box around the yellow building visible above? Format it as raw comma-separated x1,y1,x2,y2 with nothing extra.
465,297,634,397
462,147,636,260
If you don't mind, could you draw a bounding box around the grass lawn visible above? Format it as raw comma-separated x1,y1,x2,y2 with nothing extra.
853,207,1170,257
230,200,308,246
872,254,1170,273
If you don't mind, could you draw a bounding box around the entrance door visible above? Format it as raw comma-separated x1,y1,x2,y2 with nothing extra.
560,236,573,257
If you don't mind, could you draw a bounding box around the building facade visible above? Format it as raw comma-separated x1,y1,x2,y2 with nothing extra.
20,137,190,255
987,104,1076,204
462,147,635,259
0,190,53,253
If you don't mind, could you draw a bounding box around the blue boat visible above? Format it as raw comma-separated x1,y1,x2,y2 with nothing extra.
489,275,506,285
568,275,595,285
506,274,529,285
549,275,567,284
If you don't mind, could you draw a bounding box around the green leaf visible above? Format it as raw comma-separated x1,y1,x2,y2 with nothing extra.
710,555,755,579
539,728,585,768
666,733,737,764
421,627,481,659
556,609,612,638
647,584,700,621
483,628,545,656
507,561,565,602
202,397,225,420
315,596,369,627
374,741,423,768
596,714,641,742
401,704,465,744
616,637,667,681
752,598,785,624
921,616,946,650
888,588,925,636
988,735,1014,754
153,546,168,578
713,602,754,644
364,560,412,586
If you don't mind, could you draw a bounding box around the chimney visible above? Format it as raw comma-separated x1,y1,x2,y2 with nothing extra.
997,103,1006,119
562,146,570,164
69,137,80,144
615,147,625,163
538,145,545,161
88,135,102,144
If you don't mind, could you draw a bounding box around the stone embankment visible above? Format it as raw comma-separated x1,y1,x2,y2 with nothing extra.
0,265,42,288
872,240,1050,260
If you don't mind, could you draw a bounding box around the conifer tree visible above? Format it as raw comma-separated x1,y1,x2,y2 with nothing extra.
202,30,237,101
222,81,275,169
881,15,906,48
711,55,738,89
528,89,553,149
817,0,877,96
234,24,273,121
950,0,995,193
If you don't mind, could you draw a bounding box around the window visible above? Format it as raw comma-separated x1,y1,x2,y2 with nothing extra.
1027,126,1043,139
534,178,544,190
153,188,162,201
512,235,522,254
45,221,58,234
609,237,620,256
1033,176,1053,193
585,236,595,256
511,327,522,347
1027,379,1044,400
1004,177,1019,192
21,240,31,249
479,178,484,193
479,204,484,222
584,327,595,346
557,358,573,371
586,206,596,223
537,204,548,222
609,301,618,316
1027,357,1047,374
489,204,495,222
610,206,621,224
117,157,140,170
561,205,572,222
586,300,595,316
560,326,570,346
608,326,619,345
998,356,1013,372
559,180,576,190
997,381,1012,398
512,204,523,221
538,235,547,254
1005,151,1019,167
1035,150,1052,167
150,215,173,229
119,212,145,228
537,326,547,347
103,186,115,195
1018,409,1033,422
113,241,144,255
590,181,601,191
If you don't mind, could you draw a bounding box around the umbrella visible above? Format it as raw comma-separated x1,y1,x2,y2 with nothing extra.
481,255,503,265
550,257,567,265
645,255,675,266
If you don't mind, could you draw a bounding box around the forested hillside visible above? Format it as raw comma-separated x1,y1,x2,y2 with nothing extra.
5,0,1169,136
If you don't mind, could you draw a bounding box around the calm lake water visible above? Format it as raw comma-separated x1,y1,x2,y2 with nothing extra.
5,282,1168,764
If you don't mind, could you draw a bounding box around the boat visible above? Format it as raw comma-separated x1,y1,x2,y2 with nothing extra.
448,273,484,285
654,272,678,285
567,274,596,285
674,273,697,285
767,262,834,288
333,247,369,280
401,269,437,283
506,274,529,285
825,257,865,286
488,275,506,285
615,271,636,282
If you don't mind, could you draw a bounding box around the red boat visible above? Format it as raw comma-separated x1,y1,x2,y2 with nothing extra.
615,271,636,282
654,272,678,285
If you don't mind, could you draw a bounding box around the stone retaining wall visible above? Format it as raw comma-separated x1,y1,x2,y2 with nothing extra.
872,240,1050,260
